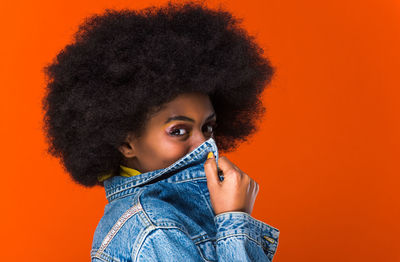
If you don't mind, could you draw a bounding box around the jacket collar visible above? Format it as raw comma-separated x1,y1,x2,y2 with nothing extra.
104,137,219,202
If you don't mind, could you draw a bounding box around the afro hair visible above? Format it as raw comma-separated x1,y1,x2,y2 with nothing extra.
41,0,275,187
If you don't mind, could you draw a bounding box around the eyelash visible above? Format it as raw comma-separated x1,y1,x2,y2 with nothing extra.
168,123,217,137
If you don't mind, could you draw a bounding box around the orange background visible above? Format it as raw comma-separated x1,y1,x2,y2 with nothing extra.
1,0,399,261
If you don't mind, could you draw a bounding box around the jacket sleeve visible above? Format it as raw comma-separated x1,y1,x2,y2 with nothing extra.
214,211,280,262
135,212,279,262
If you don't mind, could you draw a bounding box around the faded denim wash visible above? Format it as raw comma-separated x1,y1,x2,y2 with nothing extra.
91,137,280,261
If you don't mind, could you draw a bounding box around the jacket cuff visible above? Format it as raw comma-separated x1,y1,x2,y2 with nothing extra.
214,211,280,260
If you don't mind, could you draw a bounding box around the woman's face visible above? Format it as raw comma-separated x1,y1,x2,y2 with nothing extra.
119,92,216,173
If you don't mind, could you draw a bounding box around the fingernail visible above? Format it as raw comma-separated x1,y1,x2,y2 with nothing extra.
207,152,214,159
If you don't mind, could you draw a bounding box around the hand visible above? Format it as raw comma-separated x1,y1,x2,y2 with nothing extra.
204,153,259,215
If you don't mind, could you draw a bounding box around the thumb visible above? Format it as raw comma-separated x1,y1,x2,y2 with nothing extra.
204,152,220,187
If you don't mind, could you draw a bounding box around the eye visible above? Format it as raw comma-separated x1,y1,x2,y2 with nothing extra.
203,123,216,135
169,127,189,137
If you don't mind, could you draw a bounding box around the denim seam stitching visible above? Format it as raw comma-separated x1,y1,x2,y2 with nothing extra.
174,176,207,183
93,202,143,258
155,226,214,262
133,225,185,261
132,189,157,261
215,212,280,236
194,237,216,245
135,188,155,228
91,249,120,262
194,180,215,218
191,233,210,243
137,225,213,262
132,224,157,262
196,244,214,262
216,233,269,252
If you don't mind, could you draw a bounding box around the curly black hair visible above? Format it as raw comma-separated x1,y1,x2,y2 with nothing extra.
41,0,274,187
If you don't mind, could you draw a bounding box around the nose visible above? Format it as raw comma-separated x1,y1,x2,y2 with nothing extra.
188,130,207,152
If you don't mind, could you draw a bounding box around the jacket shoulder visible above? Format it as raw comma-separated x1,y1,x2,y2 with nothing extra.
91,192,149,261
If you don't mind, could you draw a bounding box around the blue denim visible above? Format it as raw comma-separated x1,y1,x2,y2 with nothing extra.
91,137,280,261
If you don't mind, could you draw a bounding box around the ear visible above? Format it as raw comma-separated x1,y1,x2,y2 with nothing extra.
118,134,137,159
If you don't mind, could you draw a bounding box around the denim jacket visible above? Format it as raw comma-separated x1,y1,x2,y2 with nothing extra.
91,137,280,261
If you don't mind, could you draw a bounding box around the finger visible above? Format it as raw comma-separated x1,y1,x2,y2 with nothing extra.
251,179,257,193
217,156,240,178
204,152,220,187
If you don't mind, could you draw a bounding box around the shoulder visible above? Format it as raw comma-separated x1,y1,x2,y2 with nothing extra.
91,190,149,261
91,185,198,261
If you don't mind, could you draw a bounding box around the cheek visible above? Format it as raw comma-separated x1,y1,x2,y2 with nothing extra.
142,133,189,170
155,139,189,166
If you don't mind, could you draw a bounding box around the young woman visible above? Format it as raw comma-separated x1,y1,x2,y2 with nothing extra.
42,1,280,261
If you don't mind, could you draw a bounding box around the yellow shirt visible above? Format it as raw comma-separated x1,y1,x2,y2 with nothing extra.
98,165,141,182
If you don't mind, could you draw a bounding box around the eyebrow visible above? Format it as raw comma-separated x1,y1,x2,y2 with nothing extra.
164,112,216,124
